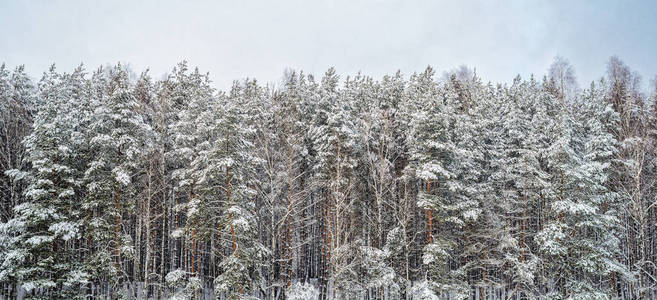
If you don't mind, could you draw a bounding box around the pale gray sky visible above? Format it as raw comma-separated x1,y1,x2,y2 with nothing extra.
1,0,656,90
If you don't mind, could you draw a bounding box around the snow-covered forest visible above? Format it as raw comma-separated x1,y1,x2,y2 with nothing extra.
1,56,657,299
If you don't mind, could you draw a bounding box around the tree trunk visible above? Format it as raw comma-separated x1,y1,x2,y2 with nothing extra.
426,179,433,243
114,186,122,272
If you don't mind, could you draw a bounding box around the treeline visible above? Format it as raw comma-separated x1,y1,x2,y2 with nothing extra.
0,57,656,299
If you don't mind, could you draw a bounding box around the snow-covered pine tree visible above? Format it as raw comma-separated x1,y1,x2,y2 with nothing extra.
308,68,362,298
130,69,159,299
536,81,626,298
0,64,35,222
0,67,36,296
84,63,151,295
407,66,469,299
167,66,216,296
277,71,310,290
0,65,90,299
576,81,626,294
535,85,586,297
376,71,423,299
250,78,286,298
213,80,268,299
444,74,510,298
464,82,511,298
353,73,409,298
166,61,193,278
605,57,653,298
489,76,552,298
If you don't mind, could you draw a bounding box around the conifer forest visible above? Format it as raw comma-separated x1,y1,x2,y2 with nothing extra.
2,56,657,300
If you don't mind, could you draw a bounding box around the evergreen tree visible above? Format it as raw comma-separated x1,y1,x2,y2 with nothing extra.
0,64,35,222
214,81,268,299
408,67,469,298
0,65,90,299
84,64,151,294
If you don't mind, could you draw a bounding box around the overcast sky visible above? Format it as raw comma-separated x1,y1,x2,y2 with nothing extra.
1,0,656,90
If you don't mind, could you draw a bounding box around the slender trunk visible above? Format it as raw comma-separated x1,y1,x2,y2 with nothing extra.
189,181,197,276
227,164,235,255
217,213,222,275
191,229,196,275
522,187,527,262
287,151,294,288
174,191,179,270
114,186,122,271
87,222,93,297
322,189,329,299
144,170,151,299
160,193,167,296
426,179,433,243
158,99,167,297
134,200,142,293
225,133,240,297
482,240,487,298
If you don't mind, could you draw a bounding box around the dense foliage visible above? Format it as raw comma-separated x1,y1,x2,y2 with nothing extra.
1,57,656,299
